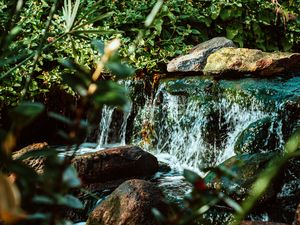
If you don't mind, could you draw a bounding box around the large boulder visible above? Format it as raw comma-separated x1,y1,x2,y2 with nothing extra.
167,37,235,72
204,152,277,201
234,116,280,154
12,142,49,174
72,145,159,184
204,47,300,76
86,179,168,225
294,203,300,225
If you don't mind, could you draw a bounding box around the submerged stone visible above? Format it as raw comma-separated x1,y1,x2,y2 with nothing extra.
87,179,169,225
204,48,300,76
167,37,235,72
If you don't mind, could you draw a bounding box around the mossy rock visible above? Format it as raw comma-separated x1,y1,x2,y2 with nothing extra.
234,116,279,154
204,152,277,201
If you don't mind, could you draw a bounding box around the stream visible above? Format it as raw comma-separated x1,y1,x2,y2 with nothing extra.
73,75,300,223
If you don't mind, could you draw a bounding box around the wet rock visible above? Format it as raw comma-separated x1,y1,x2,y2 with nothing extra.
234,116,280,154
204,152,277,201
204,47,300,76
293,203,300,225
240,221,287,225
167,37,235,72
72,145,158,184
86,179,168,225
12,142,49,174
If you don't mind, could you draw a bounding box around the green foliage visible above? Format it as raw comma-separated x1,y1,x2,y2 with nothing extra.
1,0,300,107
0,1,134,224
96,0,300,73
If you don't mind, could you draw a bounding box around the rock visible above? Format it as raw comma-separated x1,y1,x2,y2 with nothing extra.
12,142,49,174
167,37,235,72
204,47,300,76
293,203,300,225
204,152,277,201
86,179,168,225
234,116,280,154
72,145,159,184
240,221,287,225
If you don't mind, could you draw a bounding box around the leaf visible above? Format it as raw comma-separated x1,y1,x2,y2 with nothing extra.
106,62,135,78
222,196,242,213
226,24,241,40
9,102,45,127
61,73,88,96
63,166,81,188
92,39,105,55
151,208,166,223
145,0,164,27
32,195,54,205
48,112,72,125
0,173,26,223
75,12,114,29
70,29,119,35
183,169,202,184
56,194,83,209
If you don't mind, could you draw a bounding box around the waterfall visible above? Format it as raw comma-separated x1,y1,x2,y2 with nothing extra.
131,84,278,174
96,80,133,148
92,77,296,174
97,105,116,148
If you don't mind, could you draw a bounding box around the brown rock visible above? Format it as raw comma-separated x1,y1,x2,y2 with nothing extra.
72,145,158,184
293,203,300,225
86,179,168,225
240,221,287,225
13,142,49,174
204,47,300,76
167,37,236,72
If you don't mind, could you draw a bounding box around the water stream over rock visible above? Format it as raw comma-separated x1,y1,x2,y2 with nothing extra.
77,75,300,223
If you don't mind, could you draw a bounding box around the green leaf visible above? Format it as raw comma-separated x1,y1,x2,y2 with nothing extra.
75,12,114,29
9,102,45,127
183,169,201,184
56,194,83,209
61,73,88,96
226,24,241,40
145,0,164,27
70,29,120,35
63,166,81,188
32,195,54,204
59,59,91,96
92,39,105,55
106,62,135,78
48,112,72,125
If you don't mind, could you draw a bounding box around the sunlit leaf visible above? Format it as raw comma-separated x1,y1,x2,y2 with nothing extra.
0,173,26,224
145,0,164,27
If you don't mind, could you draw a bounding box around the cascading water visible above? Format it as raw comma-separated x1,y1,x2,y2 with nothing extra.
97,105,116,148
96,80,133,148
71,75,299,223
131,82,280,174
